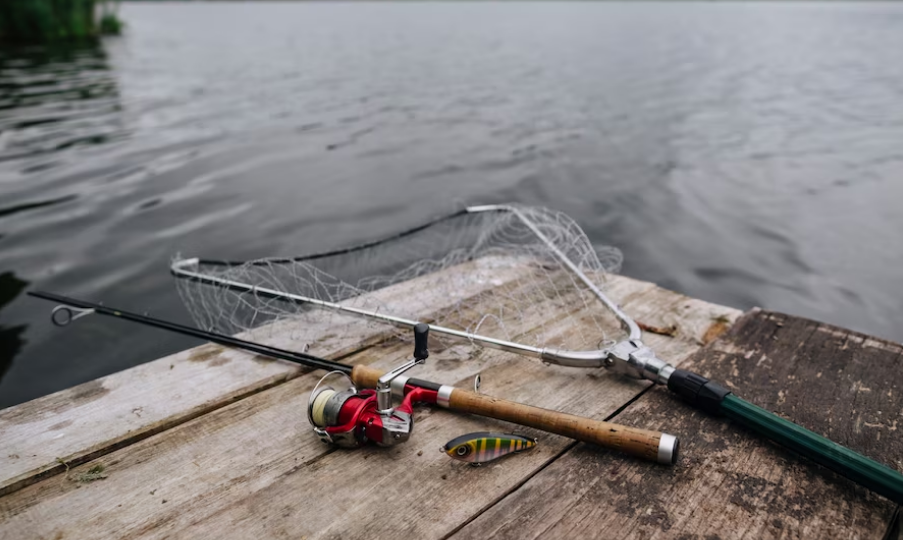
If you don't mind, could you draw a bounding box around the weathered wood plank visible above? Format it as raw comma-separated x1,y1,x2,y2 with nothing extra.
0,274,738,539
452,310,902,540
0,257,536,497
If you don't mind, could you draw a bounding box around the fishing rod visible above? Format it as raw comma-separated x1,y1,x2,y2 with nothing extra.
28,290,679,464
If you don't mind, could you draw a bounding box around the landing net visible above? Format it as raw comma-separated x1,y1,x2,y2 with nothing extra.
172,204,626,359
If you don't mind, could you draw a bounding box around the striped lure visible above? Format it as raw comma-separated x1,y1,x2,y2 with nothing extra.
443,432,537,464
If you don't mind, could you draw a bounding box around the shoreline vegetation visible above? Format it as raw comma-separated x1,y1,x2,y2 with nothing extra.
0,0,123,44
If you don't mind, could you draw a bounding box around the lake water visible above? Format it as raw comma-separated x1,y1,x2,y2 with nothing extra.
1,2,902,408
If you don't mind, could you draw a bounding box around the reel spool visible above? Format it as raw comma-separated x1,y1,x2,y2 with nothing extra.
307,371,364,447
306,324,430,448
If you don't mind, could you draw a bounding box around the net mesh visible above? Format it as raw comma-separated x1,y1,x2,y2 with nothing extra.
173,205,625,357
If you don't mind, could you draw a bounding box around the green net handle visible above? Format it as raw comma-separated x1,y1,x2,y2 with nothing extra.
720,394,903,505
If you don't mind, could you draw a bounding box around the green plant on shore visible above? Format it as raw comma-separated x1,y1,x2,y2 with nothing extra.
99,13,122,36
98,0,123,36
0,0,123,43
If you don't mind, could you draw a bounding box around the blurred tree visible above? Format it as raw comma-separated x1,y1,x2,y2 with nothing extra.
0,0,122,44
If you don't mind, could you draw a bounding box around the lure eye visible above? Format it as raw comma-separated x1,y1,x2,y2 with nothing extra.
455,446,470,456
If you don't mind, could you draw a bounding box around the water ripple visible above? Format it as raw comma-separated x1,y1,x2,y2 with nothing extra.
2,1,903,408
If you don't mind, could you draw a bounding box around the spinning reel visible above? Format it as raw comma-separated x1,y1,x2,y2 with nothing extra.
307,323,430,447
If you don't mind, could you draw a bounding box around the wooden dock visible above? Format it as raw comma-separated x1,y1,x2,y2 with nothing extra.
1,259,901,539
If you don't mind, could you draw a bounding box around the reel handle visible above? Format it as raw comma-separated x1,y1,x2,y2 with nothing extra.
352,365,678,465
413,322,429,361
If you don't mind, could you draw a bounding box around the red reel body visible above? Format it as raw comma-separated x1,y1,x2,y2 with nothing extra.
322,388,434,447
311,384,436,447
308,324,433,448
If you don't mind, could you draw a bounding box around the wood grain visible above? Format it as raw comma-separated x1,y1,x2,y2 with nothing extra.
452,310,902,540
0,274,738,540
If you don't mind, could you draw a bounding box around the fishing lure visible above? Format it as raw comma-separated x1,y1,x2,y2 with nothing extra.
443,432,537,465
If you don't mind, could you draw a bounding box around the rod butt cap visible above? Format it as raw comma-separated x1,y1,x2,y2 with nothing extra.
658,433,679,465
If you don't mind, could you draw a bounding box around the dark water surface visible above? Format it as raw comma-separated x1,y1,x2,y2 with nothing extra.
1,2,902,408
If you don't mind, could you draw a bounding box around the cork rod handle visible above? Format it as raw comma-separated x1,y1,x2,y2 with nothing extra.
352,365,677,465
